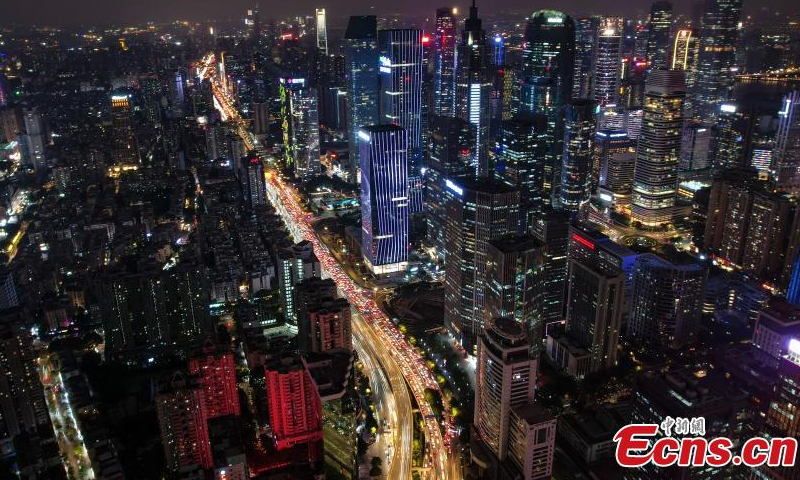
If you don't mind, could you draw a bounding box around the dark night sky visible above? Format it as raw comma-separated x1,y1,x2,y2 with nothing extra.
2,0,797,27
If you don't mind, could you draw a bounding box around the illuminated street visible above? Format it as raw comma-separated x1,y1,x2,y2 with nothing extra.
199,54,458,480
38,355,96,480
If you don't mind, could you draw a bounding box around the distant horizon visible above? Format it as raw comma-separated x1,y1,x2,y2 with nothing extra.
1,0,797,28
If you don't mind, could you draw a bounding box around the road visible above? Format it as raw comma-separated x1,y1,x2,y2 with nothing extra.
354,315,412,480
198,53,460,480
38,355,96,480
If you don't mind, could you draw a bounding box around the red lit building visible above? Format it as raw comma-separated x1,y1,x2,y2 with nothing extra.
189,345,241,418
263,355,323,451
155,372,213,470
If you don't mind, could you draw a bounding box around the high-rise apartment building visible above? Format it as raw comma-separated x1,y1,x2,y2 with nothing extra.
295,277,352,353
646,2,673,70
704,170,793,283
156,373,213,471
559,99,596,215
246,156,266,207
277,240,321,326
359,125,409,274
631,69,686,228
344,16,379,183
188,345,241,419
280,78,320,181
263,355,324,451
444,178,520,352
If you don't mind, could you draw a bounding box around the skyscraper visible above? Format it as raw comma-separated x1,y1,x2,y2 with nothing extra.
344,16,379,183
19,107,47,170
455,1,492,176
295,277,352,353
572,17,598,100
627,253,706,350
280,78,320,181
692,0,743,119
772,90,800,195
433,8,458,117
559,99,596,215
188,345,241,419
507,405,557,480
426,116,474,256
529,207,570,325
156,373,213,471
593,17,623,106
646,2,673,70
315,8,328,55
631,69,686,228
359,125,409,275
110,95,137,165
485,234,546,351
379,29,424,211
521,10,575,203
246,156,266,207
443,178,520,352
496,114,549,212
474,317,537,460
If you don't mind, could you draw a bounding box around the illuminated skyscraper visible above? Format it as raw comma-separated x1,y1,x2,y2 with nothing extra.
572,17,598,100
712,101,754,171
593,17,623,106
188,345,241,419
379,29,424,211
315,8,328,55
772,90,800,195
631,69,686,228
444,178,520,352
496,114,549,210
433,8,458,117
426,116,474,256
646,2,673,70
455,1,492,177
692,0,743,119
344,16,379,183
278,241,321,326
521,10,574,203
474,317,537,460
670,28,698,76
156,373,213,471
110,95,137,164
280,78,320,181
559,99,596,215
359,125,409,275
